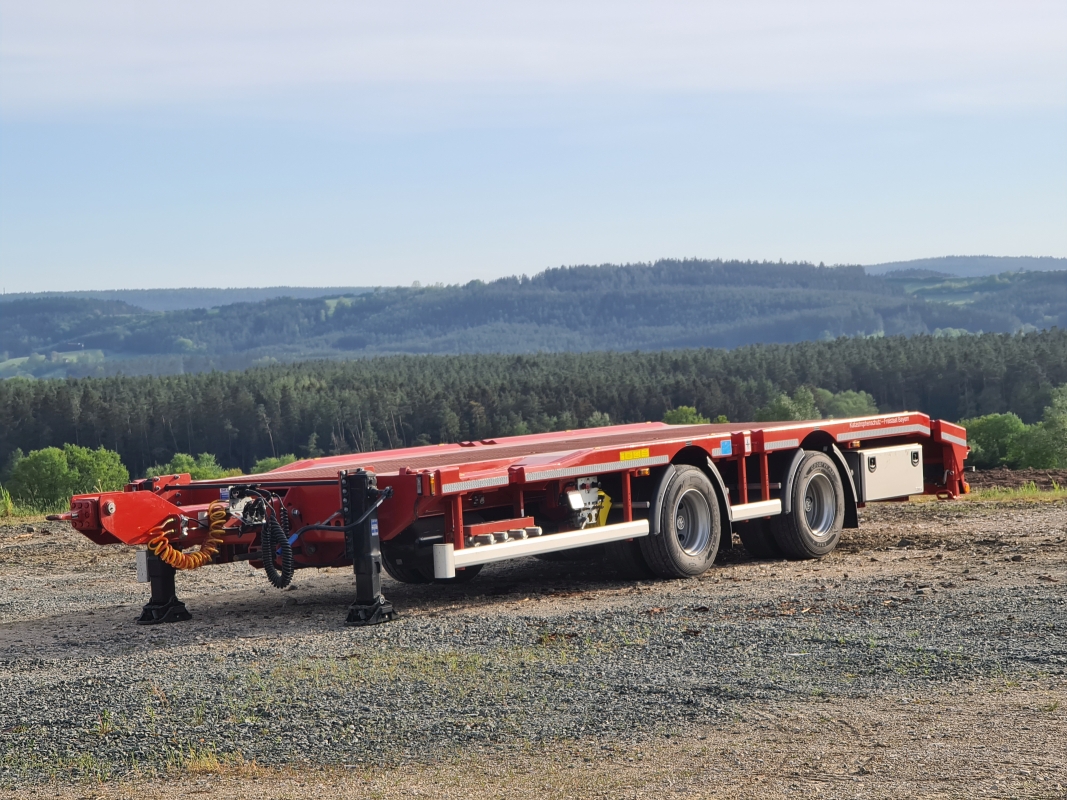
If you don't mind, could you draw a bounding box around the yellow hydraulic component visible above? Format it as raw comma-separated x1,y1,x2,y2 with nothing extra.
597,490,612,527
147,501,227,570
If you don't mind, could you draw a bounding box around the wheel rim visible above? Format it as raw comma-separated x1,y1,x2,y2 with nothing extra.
673,488,712,555
803,472,837,539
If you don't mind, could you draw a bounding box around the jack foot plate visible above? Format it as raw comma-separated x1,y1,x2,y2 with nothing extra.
345,596,396,626
137,596,192,625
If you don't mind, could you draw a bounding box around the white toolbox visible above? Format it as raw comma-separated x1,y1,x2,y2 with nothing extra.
844,443,924,502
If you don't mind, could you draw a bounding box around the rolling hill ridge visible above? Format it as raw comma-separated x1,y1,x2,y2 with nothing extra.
2,258,1064,379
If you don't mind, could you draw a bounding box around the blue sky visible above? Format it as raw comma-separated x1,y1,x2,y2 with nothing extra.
1,1,1065,292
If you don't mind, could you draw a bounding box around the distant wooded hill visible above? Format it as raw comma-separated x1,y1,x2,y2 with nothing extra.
2,259,1064,379
867,255,1067,277
0,286,372,312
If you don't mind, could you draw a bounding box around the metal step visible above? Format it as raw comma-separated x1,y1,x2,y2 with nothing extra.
433,520,650,579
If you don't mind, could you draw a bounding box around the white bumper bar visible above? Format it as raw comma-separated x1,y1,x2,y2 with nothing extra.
433,519,650,579
728,499,782,522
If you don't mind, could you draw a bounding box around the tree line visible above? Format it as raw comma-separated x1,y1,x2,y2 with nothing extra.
2,330,1065,481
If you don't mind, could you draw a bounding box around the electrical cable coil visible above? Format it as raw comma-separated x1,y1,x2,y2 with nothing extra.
261,506,295,589
147,501,227,570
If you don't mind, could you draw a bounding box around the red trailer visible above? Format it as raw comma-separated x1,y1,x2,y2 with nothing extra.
54,413,969,625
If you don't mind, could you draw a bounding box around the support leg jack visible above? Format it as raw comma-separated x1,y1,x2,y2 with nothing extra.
342,469,398,627
137,553,192,625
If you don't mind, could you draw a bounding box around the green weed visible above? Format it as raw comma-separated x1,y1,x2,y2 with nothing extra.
0,485,13,518
95,709,115,737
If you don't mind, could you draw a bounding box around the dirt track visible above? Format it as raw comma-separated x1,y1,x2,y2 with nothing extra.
1,496,1066,799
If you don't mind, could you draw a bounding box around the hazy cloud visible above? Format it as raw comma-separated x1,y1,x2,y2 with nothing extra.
2,1,1064,114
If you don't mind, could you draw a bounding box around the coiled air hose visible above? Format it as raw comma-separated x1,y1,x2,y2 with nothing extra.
147,501,227,570
261,507,295,589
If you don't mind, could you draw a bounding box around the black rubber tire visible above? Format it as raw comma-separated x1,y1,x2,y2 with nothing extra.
736,519,783,559
383,512,491,584
380,539,431,584
639,465,721,578
770,451,845,559
605,538,655,578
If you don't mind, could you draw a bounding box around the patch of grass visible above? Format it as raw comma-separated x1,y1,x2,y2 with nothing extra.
69,751,109,781
273,647,490,691
538,628,577,646
908,482,1067,504
0,511,49,527
0,483,60,522
0,499,66,520
165,745,258,777
965,481,1067,502
172,746,220,775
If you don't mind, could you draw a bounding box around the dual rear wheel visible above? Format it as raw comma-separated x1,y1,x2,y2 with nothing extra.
628,452,846,572
740,451,844,560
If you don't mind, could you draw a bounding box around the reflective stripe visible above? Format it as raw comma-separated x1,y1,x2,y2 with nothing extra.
441,475,509,494
524,455,669,482
764,438,800,450
838,424,931,441
940,432,968,447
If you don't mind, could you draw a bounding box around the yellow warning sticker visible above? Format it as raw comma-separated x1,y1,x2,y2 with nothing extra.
619,448,650,461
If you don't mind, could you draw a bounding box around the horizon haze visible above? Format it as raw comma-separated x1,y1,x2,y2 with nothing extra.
1,1,1065,292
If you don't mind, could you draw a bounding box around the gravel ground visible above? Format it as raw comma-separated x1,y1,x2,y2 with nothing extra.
1,498,1066,798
